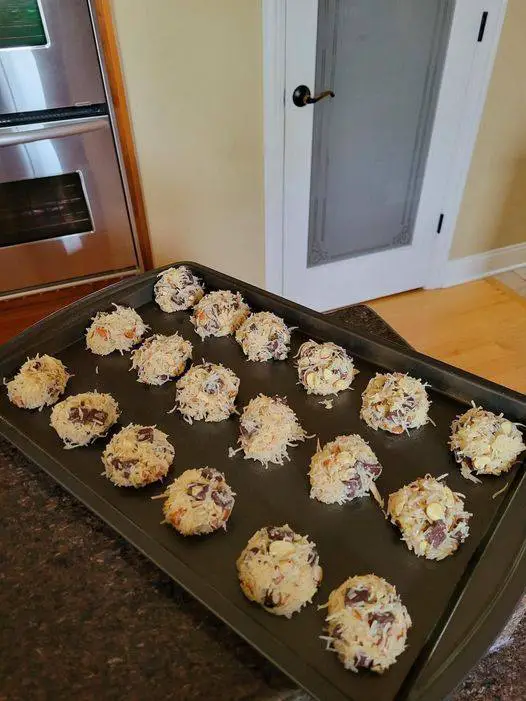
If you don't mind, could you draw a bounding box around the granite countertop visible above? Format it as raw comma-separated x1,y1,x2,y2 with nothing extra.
1,305,524,701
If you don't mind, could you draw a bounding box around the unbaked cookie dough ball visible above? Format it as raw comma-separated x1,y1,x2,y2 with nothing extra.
86,305,147,355
131,333,192,385
102,424,174,487
50,391,120,448
309,434,382,505
387,475,471,561
235,312,291,362
236,525,322,618
450,405,525,482
191,290,250,339
361,372,430,434
175,362,240,423
161,467,235,536
323,574,411,674
154,265,204,312
6,355,69,410
237,394,306,467
296,340,356,395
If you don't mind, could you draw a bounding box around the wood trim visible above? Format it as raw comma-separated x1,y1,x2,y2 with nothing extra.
92,0,154,270
429,241,526,289
262,0,286,295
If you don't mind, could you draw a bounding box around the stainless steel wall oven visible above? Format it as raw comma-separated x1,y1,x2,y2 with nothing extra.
0,0,140,297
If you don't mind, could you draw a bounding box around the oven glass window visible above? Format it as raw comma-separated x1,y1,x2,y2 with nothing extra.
0,0,47,49
0,173,93,248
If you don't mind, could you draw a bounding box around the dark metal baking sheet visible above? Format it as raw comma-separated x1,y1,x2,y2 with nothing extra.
0,263,524,701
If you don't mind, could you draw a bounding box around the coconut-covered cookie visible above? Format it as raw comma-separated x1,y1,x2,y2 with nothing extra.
450,405,525,483
161,467,235,536
50,391,119,448
102,424,174,487
175,362,239,423
323,574,411,674
154,265,204,312
237,525,322,618
296,340,356,396
237,394,307,467
387,475,471,561
361,372,430,434
86,304,147,355
6,355,69,410
131,333,192,385
191,290,250,339
309,435,382,505
235,312,291,362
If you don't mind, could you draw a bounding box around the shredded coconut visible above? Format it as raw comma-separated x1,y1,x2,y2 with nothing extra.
191,290,250,339
50,391,120,448
370,482,385,510
235,311,291,361
296,340,356,395
387,475,471,561
361,372,430,434
131,333,192,385
174,362,239,423
450,406,525,480
160,467,235,535
238,394,307,467
237,525,322,618
323,574,411,673
102,424,174,487
318,399,334,410
309,434,382,505
492,482,509,500
86,304,147,355
6,354,70,410
154,265,204,312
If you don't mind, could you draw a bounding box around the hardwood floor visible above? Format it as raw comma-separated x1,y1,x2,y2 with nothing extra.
0,278,129,345
1,276,524,395
369,278,526,394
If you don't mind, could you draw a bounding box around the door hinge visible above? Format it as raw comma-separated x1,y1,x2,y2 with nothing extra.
477,11,488,42
436,213,444,234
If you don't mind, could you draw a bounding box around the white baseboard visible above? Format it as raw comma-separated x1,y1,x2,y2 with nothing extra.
426,242,526,289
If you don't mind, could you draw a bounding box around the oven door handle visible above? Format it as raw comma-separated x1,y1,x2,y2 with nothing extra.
0,117,108,147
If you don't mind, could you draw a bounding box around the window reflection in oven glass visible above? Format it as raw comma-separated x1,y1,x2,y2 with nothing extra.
0,0,47,49
0,172,93,248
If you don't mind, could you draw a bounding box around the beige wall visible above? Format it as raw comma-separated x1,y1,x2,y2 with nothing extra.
112,0,265,286
450,0,526,259
113,0,525,281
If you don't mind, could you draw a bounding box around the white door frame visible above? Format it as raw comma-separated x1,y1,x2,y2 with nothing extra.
263,0,508,300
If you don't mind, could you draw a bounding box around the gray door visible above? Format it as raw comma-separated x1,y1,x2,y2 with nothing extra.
307,0,454,267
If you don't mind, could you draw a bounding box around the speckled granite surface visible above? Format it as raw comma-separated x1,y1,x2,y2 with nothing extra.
0,305,524,701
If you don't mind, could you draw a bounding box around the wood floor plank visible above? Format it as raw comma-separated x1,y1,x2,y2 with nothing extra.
0,278,130,345
369,279,526,394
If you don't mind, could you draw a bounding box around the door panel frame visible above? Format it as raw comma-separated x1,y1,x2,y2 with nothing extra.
263,0,508,305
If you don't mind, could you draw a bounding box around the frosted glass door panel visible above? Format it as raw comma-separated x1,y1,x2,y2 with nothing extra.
307,0,454,267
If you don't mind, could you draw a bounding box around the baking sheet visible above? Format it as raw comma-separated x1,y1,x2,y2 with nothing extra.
1,263,524,701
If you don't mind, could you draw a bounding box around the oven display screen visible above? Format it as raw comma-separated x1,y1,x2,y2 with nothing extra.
0,173,94,248
0,0,47,49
